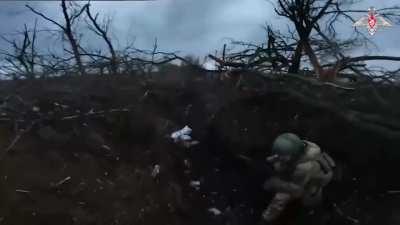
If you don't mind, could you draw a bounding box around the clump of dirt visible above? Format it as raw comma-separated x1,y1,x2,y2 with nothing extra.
0,71,398,225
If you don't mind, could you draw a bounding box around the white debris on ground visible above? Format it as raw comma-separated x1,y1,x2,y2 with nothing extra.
183,159,191,168
101,144,112,151
190,180,201,190
208,207,222,216
171,126,192,141
32,106,40,112
51,176,71,187
15,189,30,193
170,125,200,148
151,164,160,178
54,102,69,109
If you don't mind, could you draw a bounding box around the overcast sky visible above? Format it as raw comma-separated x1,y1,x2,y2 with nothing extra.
0,0,399,68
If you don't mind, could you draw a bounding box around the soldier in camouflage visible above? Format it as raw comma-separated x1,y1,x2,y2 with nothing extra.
261,133,335,223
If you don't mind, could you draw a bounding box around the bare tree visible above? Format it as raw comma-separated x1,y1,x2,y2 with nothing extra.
0,21,39,79
26,0,86,76
208,27,294,74
271,0,400,80
83,3,118,75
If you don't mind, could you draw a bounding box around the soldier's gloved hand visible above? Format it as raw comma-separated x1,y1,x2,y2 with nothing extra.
266,154,279,163
261,206,281,224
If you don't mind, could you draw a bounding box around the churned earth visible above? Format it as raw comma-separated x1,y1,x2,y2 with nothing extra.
0,70,398,225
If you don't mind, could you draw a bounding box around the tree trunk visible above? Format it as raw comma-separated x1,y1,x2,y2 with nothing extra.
288,41,303,73
61,0,85,76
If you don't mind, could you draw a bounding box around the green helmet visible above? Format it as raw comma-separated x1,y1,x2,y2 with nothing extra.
271,133,305,157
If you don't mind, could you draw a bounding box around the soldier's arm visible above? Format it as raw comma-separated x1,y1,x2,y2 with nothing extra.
263,176,303,197
264,161,317,198
262,192,292,222
290,162,318,197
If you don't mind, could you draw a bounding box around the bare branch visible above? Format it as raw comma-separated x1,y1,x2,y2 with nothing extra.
344,56,400,63
84,3,118,75
25,5,64,30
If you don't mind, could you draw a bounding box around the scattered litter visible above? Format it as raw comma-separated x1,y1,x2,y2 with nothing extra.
208,207,222,216
151,164,160,178
346,216,360,224
62,115,79,120
96,178,104,184
101,145,112,151
54,102,69,109
183,159,191,168
190,180,200,186
170,126,200,148
32,106,40,112
51,176,71,187
110,108,129,112
190,180,200,190
171,126,192,141
140,90,150,101
15,189,30,193
105,179,115,186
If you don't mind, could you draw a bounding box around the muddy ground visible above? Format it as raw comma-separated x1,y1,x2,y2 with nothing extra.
0,70,398,225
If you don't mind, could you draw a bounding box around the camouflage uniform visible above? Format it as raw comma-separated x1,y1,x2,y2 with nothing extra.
262,140,335,223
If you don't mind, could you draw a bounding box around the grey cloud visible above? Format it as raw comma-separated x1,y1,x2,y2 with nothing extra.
0,0,398,64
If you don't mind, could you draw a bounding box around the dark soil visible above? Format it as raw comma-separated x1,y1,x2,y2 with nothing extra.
0,71,399,225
